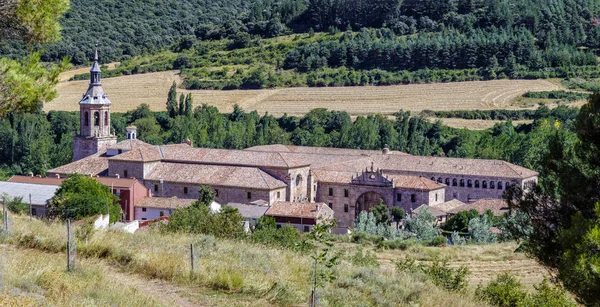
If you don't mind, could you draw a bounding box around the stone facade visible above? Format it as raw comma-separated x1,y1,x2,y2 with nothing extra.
73,135,117,162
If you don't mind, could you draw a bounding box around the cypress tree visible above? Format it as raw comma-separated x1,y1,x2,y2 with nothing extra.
179,94,185,116
184,93,193,116
166,82,178,118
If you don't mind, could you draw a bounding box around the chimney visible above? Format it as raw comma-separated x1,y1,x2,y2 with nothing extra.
115,174,120,179
183,138,192,146
382,144,390,155
29,172,33,177
55,174,60,178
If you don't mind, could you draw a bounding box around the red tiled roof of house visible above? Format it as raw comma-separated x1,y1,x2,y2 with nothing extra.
135,197,195,209
108,139,153,151
448,198,509,215
47,150,109,176
266,201,330,219
145,162,287,190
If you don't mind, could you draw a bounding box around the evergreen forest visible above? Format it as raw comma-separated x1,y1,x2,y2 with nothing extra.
1,0,599,89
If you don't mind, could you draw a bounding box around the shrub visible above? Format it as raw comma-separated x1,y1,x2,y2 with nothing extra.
476,272,528,307
251,224,306,250
450,231,467,245
2,194,28,215
469,216,497,243
379,238,416,250
422,258,470,292
404,207,437,241
427,235,448,247
350,248,380,267
530,279,576,307
351,232,383,245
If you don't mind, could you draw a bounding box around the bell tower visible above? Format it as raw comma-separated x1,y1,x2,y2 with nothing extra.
73,42,117,161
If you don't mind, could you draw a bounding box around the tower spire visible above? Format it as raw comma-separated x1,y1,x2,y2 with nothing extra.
90,40,101,85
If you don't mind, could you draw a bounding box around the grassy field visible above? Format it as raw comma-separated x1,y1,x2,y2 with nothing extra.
0,213,554,306
47,70,562,117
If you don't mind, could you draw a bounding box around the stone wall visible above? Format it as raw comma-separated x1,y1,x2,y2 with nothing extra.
143,180,285,205
262,166,311,202
73,135,116,162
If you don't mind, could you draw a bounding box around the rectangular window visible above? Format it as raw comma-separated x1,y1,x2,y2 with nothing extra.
123,170,128,178
328,187,333,196
344,204,349,213
247,192,252,199
215,189,219,197
411,194,416,202
435,193,438,202
303,225,310,232
142,207,147,212
328,202,333,208
344,189,349,197
154,184,158,192
142,218,147,221
277,191,280,199
184,187,188,194
397,193,402,202
31,208,37,216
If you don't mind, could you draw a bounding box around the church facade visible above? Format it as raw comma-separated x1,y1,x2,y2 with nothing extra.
48,47,539,229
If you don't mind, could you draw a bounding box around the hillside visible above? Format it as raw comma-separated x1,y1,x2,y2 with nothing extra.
0,214,550,306
2,0,599,90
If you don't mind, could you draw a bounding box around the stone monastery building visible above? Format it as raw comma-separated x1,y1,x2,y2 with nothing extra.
48,46,538,229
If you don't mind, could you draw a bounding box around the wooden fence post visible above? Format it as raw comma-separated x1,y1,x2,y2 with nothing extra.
190,243,195,275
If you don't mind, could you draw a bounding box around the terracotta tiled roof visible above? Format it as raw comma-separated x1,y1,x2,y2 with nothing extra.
8,175,141,189
135,197,195,209
373,155,538,179
145,162,287,190
47,151,109,176
389,175,445,191
413,204,447,217
448,198,509,215
246,144,409,156
266,201,330,219
109,145,163,162
107,139,151,151
430,199,466,213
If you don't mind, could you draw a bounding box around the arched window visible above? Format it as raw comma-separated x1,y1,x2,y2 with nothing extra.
84,112,89,126
437,177,442,183
94,112,100,126
452,178,457,186
482,180,488,189
475,180,480,188
490,181,495,189
296,174,302,186
104,111,108,126
445,178,450,185
506,182,511,189
467,179,472,188
460,179,465,187
497,181,503,190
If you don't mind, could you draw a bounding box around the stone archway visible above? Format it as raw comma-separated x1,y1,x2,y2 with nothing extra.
355,191,385,218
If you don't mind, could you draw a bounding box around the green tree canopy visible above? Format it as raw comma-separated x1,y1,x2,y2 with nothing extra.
48,174,121,223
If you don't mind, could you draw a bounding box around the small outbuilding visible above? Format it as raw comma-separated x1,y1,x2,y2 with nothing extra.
265,201,334,232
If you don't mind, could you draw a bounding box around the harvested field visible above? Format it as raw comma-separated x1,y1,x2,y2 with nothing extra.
48,70,561,115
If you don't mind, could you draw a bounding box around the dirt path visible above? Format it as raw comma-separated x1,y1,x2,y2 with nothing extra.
101,264,205,307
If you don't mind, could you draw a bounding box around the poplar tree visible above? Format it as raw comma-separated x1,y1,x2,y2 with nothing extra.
178,94,185,116
184,93,193,116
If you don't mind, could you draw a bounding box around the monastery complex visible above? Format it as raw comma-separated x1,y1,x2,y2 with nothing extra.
45,47,538,230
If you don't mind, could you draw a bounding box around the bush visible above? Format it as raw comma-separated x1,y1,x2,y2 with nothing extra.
404,207,437,241
349,248,380,267
351,232,384,245
251,223,306,250
469,216,497,243
427,235,448,247
476,273,528,307
2,194,28,214
379,238,417,250
450,231,467,245
422,258,470,292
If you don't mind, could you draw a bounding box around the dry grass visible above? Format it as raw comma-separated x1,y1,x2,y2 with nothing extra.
0,244,160,306
48,70,561,116
3,213,554,305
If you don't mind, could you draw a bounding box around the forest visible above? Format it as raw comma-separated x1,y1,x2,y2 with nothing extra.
2,0,599,89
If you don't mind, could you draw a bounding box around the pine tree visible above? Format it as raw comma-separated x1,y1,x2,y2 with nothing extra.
166,81,178,118
178,94,185,116
184,93,193,116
